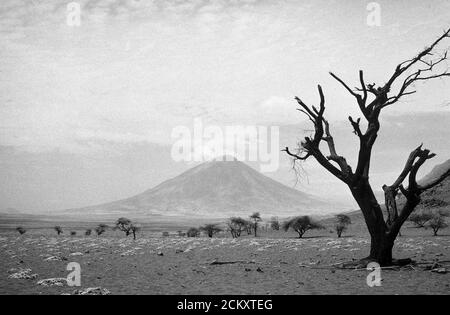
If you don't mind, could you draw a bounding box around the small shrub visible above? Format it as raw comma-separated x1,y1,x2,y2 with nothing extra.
54,226,63,235
270,217,280,231
186,228,200,237
70,231,77,236
16,227,26,235
85,229,92,236
95,224,107,236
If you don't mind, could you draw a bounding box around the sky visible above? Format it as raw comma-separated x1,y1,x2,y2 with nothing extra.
0,0,449,213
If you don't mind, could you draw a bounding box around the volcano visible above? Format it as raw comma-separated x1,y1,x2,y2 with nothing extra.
63,158,334,219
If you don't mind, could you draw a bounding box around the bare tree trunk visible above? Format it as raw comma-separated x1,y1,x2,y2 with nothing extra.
351,182,397,266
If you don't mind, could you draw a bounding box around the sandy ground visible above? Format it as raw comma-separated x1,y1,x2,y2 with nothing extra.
1,229,449,295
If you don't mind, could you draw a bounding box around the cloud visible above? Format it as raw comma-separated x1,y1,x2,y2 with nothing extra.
0,0,449,155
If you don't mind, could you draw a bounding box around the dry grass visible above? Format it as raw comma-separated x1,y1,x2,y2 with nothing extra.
1,223,449,295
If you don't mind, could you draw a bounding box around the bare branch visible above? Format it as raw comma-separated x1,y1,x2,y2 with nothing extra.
381,28,450,109
348,116,363,138
285,86,351,183
283,146,310,161
322,119,353,175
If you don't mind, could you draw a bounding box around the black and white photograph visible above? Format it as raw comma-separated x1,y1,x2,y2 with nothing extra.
0,0,449,300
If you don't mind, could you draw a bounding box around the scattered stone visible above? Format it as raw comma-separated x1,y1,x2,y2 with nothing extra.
37,278,67,287
256,267,263,273
157,252,164,256
70,252,83,257
175,249,183,254
8,269,38,280
120,250,136,257
431,268,447,274
44,256,66,262
72,287,111,295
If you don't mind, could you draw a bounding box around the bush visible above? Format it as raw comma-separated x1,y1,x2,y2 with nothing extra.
282,216,324,238
85,229,92,236
54,226,63,235
70,231,77,236
16,227,26,235
95,224,107,236
187,228,200,237
270,217,280,231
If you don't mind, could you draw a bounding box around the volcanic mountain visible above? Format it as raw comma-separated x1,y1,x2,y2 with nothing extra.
63,158,334,219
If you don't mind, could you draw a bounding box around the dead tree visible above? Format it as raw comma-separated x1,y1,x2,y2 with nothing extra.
284,28,450,266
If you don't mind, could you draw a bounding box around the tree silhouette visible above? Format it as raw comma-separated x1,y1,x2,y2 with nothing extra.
54,226,63,236
187,227,200,237
284,28,450,266
282,216,323,238
114,218,132,237
409,211,433,228
227,217,247,238
95,224,107,236
270,216,280,231
129,224,140,240
249,212,262,237
16,227,26,235
335,214,352,238
200,224,222,238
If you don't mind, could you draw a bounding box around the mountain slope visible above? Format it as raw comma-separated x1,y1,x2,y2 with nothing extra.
418,159,450,204
64,159,334,218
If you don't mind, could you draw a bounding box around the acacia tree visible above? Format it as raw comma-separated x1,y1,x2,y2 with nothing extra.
270,216,280,231
129,224,140,240
114,217,132,237
409,211,433,228
249,212,262,237
200,224,222,238
282,216,323,238
427,212,448,236
285,29,450,266
335,214,352,238
227,217,247,238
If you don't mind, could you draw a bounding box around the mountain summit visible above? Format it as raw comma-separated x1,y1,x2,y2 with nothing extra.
64,159,333,219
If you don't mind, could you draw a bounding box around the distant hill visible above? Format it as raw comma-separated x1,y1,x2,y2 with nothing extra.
61,158,336,219
0,208,21,215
